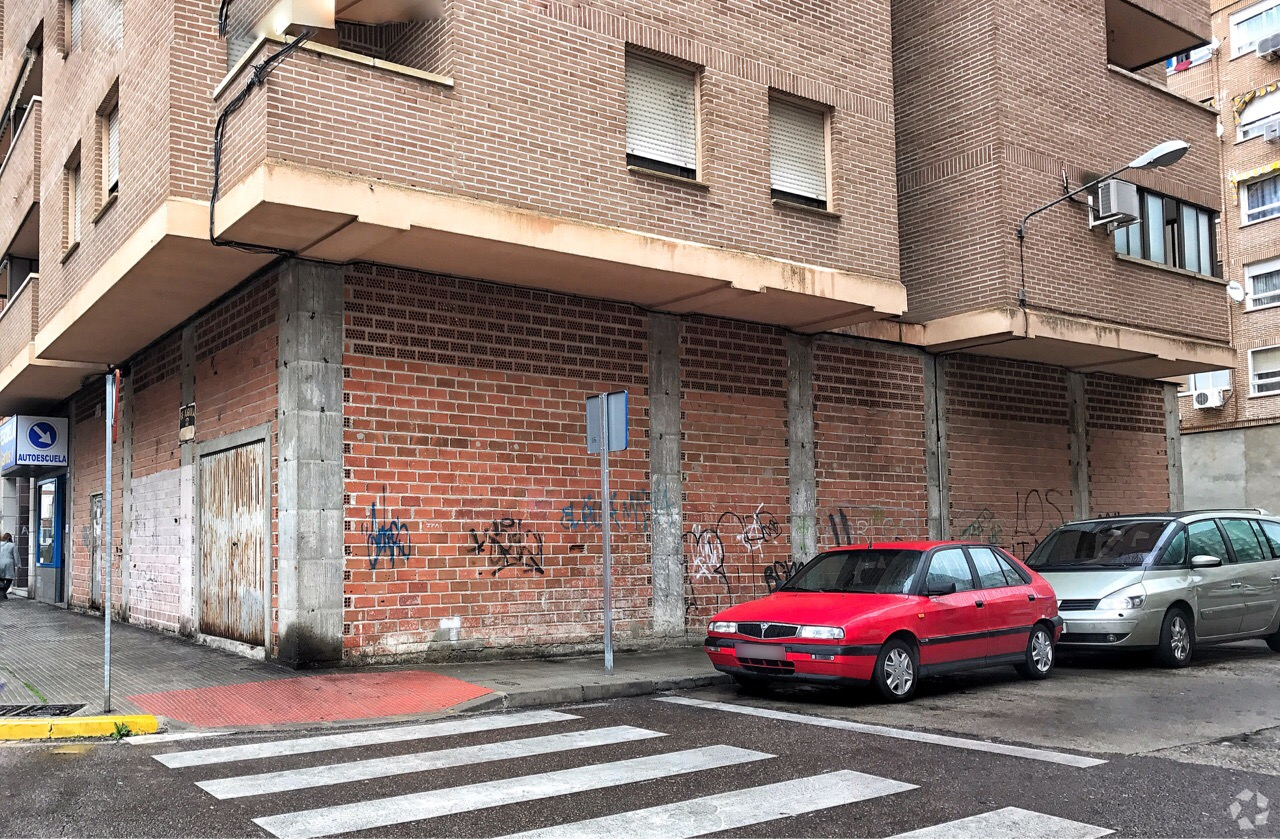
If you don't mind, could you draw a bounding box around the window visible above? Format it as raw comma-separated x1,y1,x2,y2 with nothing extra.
1222,519,1267,563
65,161,82,250
781,549,923,594
1113,187,1217,275
625,53,698,180
769,96,829,210
925,548,976,592
1246,257,1280,310
1231,0,1280,57
1186,520,1230,562
1249,346,1280,396
1155,530,1187,567
1238,92,1280,142
1182,370,1232,392
1249,520,1280,558
1243,174,1280,224
1258,520,1280,557
1166,44,1214,74
968,547,1021,588
66,0,83,52
104,105,120,199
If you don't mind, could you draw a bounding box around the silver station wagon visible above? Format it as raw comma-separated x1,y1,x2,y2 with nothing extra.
1024,510,1280,666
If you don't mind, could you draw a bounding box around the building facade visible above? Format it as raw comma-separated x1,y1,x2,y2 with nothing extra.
1168,0,1280,514
0,0,1227,666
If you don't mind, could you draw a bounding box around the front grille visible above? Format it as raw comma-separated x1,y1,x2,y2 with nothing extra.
736,622,799,639
1058,599,1100,611
0,704,85,717
740,659,796,675
1060,632,1130,644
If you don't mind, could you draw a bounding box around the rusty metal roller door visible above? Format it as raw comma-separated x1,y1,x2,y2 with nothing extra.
199,442,266,647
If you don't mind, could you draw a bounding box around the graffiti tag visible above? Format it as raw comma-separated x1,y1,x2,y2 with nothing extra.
469,518,545,576
361,487,411,570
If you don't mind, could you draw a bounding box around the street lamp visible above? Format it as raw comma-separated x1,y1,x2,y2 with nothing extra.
1017,140,1190,239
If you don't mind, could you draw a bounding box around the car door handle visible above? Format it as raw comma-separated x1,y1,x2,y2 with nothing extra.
1027,594,1036,602
1230,582,1243,587
975,600,985,608
1271,576,1280,582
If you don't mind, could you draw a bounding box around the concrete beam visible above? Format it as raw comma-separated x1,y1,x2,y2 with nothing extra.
787,334,817,565
1165,383,1184,512
648,313,684,637
277,260,345,668
1068,372,1090,520
923,355,949,540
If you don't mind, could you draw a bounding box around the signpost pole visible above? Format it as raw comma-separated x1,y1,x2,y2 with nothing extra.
103,373,114,713
599,393,613,674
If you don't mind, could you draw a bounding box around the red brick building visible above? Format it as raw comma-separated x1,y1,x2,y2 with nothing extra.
0,0,1229,665
1168,0,1280,513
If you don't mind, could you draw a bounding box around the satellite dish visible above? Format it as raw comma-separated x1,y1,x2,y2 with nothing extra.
1227,280,1246,303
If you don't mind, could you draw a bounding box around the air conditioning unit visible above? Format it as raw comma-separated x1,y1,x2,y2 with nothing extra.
1091,179,1141,229
1193,388,1228,409
1259,32,1280,60
1265,118,1280,143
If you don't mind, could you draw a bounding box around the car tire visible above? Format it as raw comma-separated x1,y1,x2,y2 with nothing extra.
872,637,918,702
1156,607,1195,668
1015,624,1055,679
1265,629,1280,653
732,674,772,693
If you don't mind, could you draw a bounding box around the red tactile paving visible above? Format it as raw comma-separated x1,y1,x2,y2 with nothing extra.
129,671,494,727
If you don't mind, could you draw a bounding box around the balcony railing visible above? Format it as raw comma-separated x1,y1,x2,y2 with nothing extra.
0,273,38,373
0,97,41,257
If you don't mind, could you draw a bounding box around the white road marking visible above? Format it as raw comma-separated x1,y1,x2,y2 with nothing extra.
889,806,1113,838
499,770,917,839
252,745,773,839
155,710,577,768
656,696,1107,768
126,731,232,746
197,725,665,799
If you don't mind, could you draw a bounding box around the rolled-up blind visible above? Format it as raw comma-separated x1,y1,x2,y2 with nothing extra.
626,54,697,172
1253,347,1280,394
107,107,120,192
770,98,827,202
70,0,83,50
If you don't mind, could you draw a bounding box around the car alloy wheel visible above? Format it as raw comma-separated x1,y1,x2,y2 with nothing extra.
883,648,914,696
1157,606,1195,668
1169,615,1191,662
1031,629,1053,673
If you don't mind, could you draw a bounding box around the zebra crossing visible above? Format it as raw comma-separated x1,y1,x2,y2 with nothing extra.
143,702,1115,839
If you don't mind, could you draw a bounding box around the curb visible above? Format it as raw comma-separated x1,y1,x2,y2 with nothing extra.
488,672,731,710
0,714,160,741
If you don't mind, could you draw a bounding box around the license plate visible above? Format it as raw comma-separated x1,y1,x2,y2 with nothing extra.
735,642,787,661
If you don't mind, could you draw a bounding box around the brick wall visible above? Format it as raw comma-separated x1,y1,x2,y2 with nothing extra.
813,337,930,550
1087,374,1171,515
68,383,126,615
944,356,1074,560
342,265,651,660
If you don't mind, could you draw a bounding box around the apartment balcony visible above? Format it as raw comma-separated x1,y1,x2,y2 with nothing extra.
0,276,106,414
1105,0,1211,72
0,98,41,269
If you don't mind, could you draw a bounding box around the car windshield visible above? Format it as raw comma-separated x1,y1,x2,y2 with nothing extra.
1026,520,1172,570
782,549,924,594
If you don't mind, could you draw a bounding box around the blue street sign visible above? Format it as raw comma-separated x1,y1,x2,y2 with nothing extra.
1,416,69,474
28,422,57,450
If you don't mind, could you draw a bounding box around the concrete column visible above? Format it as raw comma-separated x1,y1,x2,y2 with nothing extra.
1165,383,1184,512
923,355,950,540
277,260,345,668
648,313,684,637
787,334,817,565
1067,372,1090,520
178,326,196,635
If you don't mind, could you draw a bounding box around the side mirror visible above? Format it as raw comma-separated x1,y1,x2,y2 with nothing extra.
927,581,958,597
1191,554,1223,569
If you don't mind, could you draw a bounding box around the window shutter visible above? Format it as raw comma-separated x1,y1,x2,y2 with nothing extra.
70,0,83,50
1253,347,1280,394
72,167,82,242
625,54,697,172
107,108,120,192
770,99,827,202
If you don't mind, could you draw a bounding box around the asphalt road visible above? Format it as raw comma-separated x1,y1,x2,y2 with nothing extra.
2,641,1279,838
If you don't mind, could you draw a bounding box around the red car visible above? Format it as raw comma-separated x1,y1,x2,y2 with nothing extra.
705,541,1063,702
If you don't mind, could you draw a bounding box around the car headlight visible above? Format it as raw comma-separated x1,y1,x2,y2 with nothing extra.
1097,585,1146,611
798,625,845,640
708,621,737,634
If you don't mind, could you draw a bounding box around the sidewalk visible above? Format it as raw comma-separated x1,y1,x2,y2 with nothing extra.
0,599,723,732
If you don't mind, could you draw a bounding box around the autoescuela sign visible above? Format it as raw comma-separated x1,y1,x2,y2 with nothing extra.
0,416,70,473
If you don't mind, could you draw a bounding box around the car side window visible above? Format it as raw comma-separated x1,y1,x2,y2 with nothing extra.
1155,530,1187,567
1221,519,1267,564
1253,520,1280,559
1186,520,1231,563
968,547,1014,588
994,550,1031,584
926,548,976,592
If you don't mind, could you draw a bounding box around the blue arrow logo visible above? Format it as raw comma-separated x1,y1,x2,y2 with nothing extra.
28,422,57,450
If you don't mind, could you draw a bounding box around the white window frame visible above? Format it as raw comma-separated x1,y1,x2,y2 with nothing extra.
768,95,831,211
1230,0,1280,58
1246,256,1280,310
106,105,120,197
68,163,82,246
624,52,700,180
1237,92,1280,142
1241,173,1280,225
1181,369,1233,393
1248,345,1280,397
